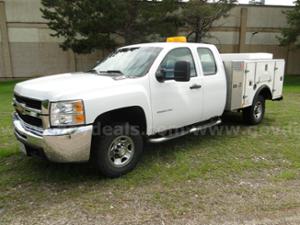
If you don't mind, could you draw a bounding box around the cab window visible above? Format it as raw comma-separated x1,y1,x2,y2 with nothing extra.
197,48,217,75
158,48,197,79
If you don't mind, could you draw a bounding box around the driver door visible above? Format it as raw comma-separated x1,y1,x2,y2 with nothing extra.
150,47,204,133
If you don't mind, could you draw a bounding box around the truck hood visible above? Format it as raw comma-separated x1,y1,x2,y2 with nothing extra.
14,72,122,100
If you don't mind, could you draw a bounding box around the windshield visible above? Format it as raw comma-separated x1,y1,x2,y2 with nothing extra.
93,47,162,77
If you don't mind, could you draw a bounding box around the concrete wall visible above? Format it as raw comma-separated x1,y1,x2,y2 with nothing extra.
0,29,4,76
0,0,102,79
200,5,300,75
0,1,299,79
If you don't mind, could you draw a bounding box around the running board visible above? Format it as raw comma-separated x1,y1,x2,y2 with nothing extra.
148,118,222,144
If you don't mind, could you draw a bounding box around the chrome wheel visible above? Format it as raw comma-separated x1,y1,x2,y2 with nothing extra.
243,95,265,125
108,136,135,167
254,101,263,120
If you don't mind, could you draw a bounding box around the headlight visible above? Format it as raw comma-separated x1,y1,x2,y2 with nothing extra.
50,100,85,127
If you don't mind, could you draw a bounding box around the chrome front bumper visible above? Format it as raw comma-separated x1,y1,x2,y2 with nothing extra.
13,113,93,163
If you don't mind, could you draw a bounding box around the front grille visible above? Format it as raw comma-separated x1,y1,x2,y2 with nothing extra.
18,112,43,128
14,94,42,110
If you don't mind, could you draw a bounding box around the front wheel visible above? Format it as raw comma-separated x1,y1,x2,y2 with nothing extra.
92,123,143,178
243,95,265,125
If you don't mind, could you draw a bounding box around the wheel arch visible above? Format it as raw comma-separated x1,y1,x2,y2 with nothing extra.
92,106,147,136
90,106,147,161
254,85,273,102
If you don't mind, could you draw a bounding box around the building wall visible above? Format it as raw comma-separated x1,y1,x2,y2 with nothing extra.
202,5,300,75
0,0,106,78
0,30,4,77
0,1,299,79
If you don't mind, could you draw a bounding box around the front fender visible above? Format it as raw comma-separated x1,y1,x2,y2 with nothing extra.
83,84,153,135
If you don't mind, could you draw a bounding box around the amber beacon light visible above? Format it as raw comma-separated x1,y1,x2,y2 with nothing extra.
166,36,187,43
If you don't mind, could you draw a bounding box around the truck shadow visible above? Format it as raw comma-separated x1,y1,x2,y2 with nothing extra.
17,112,275,184
143,112,275,162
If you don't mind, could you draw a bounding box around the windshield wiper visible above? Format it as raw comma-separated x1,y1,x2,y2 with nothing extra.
99,70,123,75
87,69,99,74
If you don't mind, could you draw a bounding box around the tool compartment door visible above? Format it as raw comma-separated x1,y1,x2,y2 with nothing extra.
230,61,245,110
243,62,256,107
255,61,275,84
273,60,285,99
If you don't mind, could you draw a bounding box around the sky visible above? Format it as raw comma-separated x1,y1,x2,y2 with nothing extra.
238,0,295,5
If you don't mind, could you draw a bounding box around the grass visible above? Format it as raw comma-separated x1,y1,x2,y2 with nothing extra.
0,76,300,224
0,81,19,158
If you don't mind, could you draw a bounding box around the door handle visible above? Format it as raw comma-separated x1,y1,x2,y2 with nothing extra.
190,84,202,90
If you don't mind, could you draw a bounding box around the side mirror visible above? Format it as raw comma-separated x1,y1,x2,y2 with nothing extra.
174,61,191,82
156,69,166,83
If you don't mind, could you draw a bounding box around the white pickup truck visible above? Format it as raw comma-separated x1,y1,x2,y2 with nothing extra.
12,40,285,177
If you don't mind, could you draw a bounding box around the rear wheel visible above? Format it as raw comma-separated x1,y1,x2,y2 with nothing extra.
92,123,143,178
243,95,265,125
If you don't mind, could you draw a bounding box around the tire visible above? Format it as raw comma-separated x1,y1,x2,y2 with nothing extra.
243,95,265,125
92,123,143,178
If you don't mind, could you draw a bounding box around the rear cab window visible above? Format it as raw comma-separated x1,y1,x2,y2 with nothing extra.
197,48,217,76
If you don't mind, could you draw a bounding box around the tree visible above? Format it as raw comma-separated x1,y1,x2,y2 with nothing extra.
40,0,179,54
41,0,237,53
109,0,180,44
180,0,236,43
279,0,300,48
40,0,117,53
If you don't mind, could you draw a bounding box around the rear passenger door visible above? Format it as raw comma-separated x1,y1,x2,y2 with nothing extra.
196,47,227,120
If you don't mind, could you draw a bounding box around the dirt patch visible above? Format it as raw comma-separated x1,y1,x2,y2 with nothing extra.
1,177,300,225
